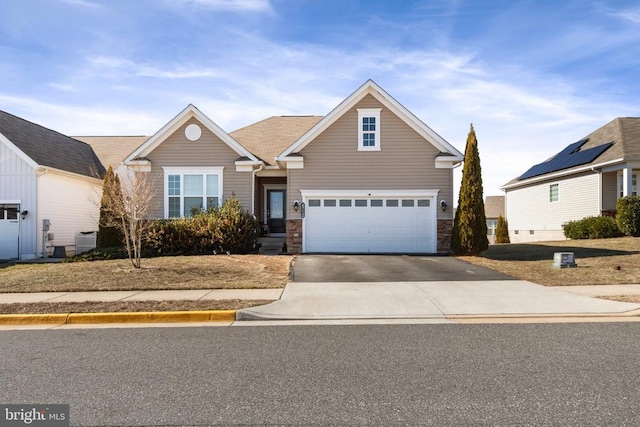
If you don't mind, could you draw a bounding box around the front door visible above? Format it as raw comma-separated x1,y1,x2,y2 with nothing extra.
0,204,20,259
267,190,286,234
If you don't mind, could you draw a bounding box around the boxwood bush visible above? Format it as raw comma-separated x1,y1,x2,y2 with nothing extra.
616,196,640,237
562,216,622,239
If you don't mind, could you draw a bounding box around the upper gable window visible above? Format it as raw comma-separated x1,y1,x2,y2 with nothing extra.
357,108,381,151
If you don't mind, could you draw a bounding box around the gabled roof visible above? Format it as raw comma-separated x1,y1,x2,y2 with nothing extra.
0,110,105,178
277,79,463,161
230,116,323,165
75,135,149,169
485,196,505,219
503,117,640,189
124,104,260,164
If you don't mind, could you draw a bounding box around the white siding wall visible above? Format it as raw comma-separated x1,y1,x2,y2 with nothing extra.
0,140,38,259
506,172,600,243
37,170,101,256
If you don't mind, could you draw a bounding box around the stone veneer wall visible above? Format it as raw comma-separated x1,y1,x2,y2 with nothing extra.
286,219,303,254
437,219,453,254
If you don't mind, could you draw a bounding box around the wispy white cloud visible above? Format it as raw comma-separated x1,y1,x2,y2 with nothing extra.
57,0,102,8
603,5,640,24
173,0,273,12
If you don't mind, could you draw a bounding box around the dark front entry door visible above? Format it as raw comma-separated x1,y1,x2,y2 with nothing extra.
267,190,286,234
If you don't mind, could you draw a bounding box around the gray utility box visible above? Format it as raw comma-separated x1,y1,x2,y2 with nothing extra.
553,252,577,268
76,231,97,254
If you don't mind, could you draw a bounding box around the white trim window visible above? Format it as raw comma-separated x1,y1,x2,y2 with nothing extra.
617,171,637,197
549,183,559,202
163,167,224,218
357,108,381,151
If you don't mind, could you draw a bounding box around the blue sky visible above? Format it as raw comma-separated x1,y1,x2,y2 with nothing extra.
1,0,639,197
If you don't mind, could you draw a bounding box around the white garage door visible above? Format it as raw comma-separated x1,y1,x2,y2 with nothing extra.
302,191,437,253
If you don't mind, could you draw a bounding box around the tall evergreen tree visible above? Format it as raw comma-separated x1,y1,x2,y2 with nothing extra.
452,124,489,255
97,166,124,248
495,214,511,244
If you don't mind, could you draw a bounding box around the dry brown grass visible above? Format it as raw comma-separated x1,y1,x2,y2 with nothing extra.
0,299,272,314
0,255,292,293
459,236,640,286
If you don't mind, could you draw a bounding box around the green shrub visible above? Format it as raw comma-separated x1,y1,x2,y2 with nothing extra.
495,215,510,244
144,197,260,255
616,196,640,237
562,216,621,239
64,246,128,262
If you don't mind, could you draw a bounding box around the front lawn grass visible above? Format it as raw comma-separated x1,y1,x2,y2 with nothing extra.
0,255,292,293
459,236,640,286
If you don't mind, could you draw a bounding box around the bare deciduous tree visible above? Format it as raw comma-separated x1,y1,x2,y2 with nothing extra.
100,171,155,268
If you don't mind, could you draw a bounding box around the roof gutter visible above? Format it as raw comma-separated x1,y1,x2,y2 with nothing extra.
501,158,625,190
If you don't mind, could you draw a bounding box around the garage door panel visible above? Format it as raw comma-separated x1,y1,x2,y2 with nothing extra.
304,194,435,253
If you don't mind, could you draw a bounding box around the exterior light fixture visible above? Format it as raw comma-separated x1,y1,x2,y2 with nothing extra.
293,200,300,212
21,210,29,219
440,200,447,212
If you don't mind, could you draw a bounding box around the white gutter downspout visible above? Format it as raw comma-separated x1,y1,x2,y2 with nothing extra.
250,162,265,215
591,165,602,214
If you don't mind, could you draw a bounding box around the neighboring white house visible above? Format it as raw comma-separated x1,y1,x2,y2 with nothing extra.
0,111,105,259
501,117,640,243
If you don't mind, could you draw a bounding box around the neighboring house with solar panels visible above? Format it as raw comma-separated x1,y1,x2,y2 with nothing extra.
501,117,640,243
0,111,106,260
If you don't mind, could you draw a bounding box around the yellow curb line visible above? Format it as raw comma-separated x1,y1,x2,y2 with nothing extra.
0,310,237,325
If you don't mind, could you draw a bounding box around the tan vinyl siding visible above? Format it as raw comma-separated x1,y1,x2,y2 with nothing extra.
601,171,618,211
289,94,453,219
145,118,251,218
505,172,600,241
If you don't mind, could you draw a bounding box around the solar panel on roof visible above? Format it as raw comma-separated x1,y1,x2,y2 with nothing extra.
519,139,614,180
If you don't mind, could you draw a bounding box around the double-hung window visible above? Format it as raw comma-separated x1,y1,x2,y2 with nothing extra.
164,167,223,218
357,108,381,151
549,183,559,202
617,172,638,197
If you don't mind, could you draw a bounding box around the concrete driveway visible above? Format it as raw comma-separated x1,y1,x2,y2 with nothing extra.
237,255,640,321
292,255,513,282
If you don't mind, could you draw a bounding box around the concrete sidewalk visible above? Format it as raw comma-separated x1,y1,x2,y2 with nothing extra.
0,289,283,304
237,281,640,320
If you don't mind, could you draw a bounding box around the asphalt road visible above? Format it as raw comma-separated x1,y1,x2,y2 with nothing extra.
2,323,639,426
293,254,514,282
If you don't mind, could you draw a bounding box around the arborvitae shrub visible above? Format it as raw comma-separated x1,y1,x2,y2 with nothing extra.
495,215,510,244
97,166,124,248
452,124,489,255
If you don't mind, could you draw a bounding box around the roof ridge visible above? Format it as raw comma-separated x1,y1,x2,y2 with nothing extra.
612,117,627,159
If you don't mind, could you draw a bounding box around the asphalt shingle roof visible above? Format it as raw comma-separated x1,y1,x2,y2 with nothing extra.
75,135,150,169
230,116,323,165
0,110,106,178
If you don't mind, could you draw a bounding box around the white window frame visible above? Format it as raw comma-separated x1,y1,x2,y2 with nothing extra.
357,108,381,151
549,183,559,202
617,171,638,198
163,167,224,218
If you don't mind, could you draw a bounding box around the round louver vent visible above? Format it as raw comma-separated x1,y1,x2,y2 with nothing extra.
185,124,202,141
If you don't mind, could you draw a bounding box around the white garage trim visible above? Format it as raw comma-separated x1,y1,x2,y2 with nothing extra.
300,189,439,254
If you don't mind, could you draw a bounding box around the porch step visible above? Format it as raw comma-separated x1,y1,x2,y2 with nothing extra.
258,237,285,255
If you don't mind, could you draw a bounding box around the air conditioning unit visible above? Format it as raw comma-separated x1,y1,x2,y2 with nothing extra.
76,231,97,254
